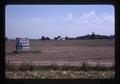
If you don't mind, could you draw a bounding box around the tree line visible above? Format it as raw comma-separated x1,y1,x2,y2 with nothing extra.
38,32,115,40
5,32,115,41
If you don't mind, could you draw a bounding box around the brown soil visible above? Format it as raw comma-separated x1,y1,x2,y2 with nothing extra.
6,39,115,67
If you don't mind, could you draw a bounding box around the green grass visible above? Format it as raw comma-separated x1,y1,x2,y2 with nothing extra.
5,61,115,79
6,70,115,79
6,61,114,71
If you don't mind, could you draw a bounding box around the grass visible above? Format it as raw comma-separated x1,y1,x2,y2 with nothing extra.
6,70,115,79
6,60,114,71
6,61,114,71
5,61,115,79
5,40,115,79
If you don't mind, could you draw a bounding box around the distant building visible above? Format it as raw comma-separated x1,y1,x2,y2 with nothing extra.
61,38,65,40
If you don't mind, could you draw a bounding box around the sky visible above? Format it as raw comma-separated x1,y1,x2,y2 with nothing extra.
5,5,115,39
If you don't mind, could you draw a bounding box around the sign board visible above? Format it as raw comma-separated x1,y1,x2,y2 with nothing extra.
16,38,30,52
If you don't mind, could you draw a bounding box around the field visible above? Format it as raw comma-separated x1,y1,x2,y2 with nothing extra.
5,39,115,79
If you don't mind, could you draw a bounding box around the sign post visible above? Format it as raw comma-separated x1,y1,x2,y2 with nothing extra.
16,38,30,52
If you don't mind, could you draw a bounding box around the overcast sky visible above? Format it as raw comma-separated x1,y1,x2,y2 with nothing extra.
5,5,114,39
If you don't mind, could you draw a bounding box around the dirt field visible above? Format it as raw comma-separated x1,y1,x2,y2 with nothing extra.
5,39,115,67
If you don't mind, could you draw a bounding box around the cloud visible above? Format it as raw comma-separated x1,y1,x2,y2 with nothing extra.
79,11,114,24
102,14,114,22
82,11,95,18
64,13,73,21
32,11,114,26
79,11,98,23
32,17,56,23
46,18,55,22
33,17,41,22
68,13,73,19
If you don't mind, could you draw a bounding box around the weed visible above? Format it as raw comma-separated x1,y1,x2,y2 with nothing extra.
6,60,114,71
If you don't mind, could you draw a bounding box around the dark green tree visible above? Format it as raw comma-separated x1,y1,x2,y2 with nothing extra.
41,36,45,40
65,36,68,40
90,32,96,39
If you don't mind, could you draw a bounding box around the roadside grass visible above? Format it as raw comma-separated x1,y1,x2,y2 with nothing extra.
6,60,114,71
5,61,115,79
6,70,115,79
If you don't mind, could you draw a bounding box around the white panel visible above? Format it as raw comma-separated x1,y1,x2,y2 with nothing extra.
16,38,30,52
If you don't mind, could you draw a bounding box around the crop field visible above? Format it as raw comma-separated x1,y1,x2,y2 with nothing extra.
5,39,115,79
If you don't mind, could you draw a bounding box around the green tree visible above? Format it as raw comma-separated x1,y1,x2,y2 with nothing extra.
90,32,95,39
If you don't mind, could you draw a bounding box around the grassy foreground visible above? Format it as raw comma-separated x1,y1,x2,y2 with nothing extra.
6,70,115,79
5,60,115,79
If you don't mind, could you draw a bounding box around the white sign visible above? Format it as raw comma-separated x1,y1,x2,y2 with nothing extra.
16,38,30,52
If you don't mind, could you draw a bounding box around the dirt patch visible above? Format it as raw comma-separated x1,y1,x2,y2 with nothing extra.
6,40,115,67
